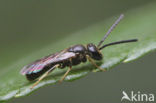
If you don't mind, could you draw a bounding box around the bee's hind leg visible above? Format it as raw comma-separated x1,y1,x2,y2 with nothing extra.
30,64,59,89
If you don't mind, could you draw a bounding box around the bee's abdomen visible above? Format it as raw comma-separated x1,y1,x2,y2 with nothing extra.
26,64,55,81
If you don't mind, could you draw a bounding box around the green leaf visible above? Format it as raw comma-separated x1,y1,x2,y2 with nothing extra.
0,2,156,102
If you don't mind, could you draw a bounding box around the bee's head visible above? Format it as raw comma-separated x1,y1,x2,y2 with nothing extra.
87,43,103,60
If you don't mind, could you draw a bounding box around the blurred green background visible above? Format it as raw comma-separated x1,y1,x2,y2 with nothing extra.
0,0,155,102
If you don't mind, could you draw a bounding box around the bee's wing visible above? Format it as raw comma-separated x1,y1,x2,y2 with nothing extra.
20,52,60,75
20,50,76,75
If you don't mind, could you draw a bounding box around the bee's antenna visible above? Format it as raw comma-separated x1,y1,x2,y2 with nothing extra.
97,14,124,48
99,39,138,50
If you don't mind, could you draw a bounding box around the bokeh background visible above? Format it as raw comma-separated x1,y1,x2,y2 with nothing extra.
0,0,155,103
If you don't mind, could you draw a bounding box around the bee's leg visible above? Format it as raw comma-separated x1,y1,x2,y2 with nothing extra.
59,66,72,83
86,55,105,72
31,64,59,89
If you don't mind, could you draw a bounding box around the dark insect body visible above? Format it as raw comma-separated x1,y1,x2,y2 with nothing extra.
20,14,138,88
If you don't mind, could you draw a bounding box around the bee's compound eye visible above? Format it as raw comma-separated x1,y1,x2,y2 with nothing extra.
87,43,102,60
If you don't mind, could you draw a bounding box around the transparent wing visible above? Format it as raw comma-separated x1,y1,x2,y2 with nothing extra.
20,50,75,75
